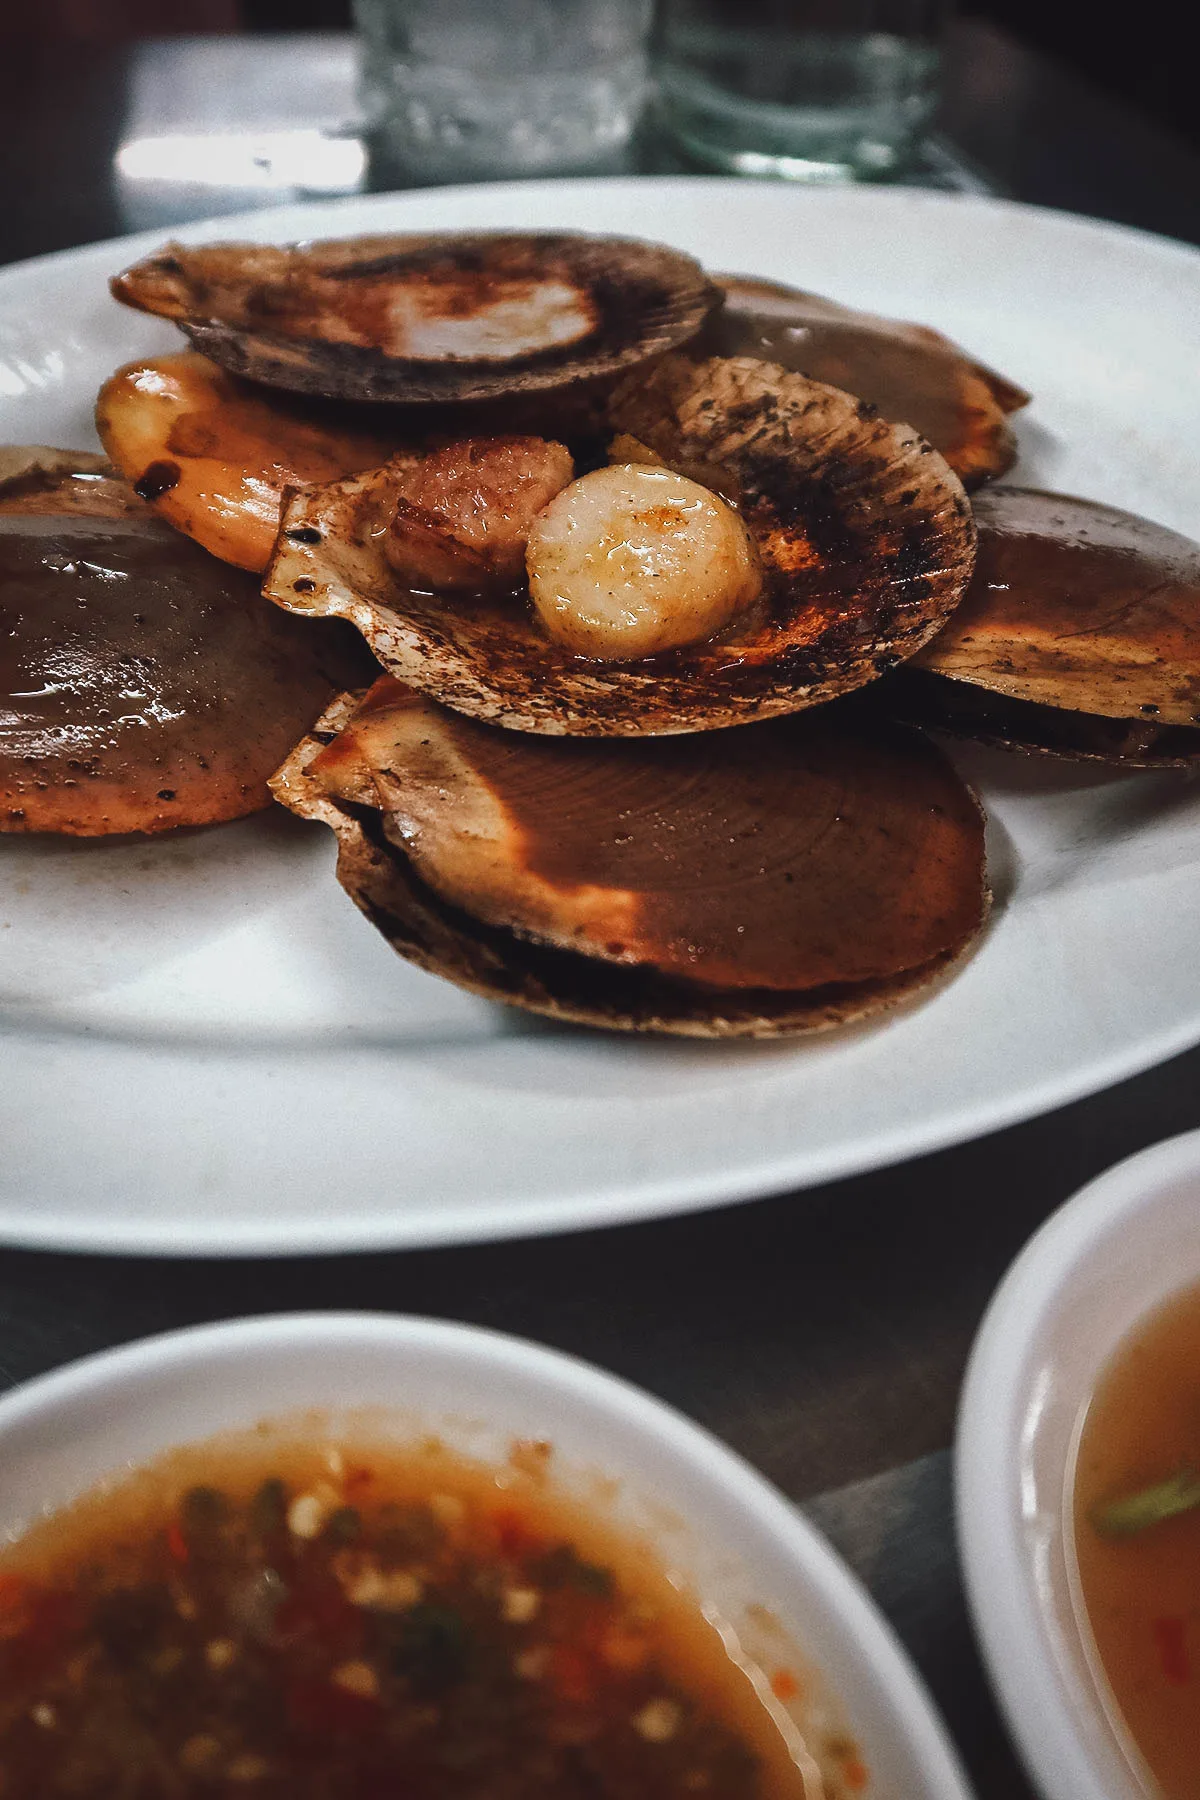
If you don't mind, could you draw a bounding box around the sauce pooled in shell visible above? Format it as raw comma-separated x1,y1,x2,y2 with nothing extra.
892,486,1200,764
0,459,370,834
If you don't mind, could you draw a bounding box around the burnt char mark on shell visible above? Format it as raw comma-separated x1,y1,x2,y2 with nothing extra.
268,683,989,1037
700,274,1028,489
262,354,976,738
133,459,182,502
913,486,1200,729
0,456,375,836
884,666,1200,767
112,232,718,407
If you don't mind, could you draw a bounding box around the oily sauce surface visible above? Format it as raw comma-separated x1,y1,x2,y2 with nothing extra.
0,1435,854,1800
1073,1280,1200,1798
914,488,1200,727
0,509,363,834
327,682,987,994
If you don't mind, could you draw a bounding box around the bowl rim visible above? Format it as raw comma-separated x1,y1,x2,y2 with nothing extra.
0,1309,972,1800
955,1125,1200,1800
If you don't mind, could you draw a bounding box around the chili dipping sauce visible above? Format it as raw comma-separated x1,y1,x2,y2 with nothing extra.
0,1431,864,1799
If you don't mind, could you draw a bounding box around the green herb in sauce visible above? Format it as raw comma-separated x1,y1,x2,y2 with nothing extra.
1090,1465,1200,1538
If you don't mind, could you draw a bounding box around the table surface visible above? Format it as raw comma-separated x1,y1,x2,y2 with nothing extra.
2,22,1200,1798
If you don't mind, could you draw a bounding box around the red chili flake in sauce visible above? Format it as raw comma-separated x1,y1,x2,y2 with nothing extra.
0,1445,854,1798
1152,1615,1192,1685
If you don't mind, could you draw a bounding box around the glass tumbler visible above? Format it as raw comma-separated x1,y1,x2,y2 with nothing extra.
354,0,654,181
655,0,951,182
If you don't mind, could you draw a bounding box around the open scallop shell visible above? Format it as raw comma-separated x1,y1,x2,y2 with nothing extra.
0,450,373,834
271,679,989,1038
264,354,976,737
702,275,1029,488
110,232,717,406
891,487,1200,765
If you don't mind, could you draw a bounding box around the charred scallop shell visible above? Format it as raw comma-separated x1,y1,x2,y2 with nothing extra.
890,487,1200,765
701,275,1029,488
271,679,989,1038
0,450,373,835
110,232,718,406
264,354,976,737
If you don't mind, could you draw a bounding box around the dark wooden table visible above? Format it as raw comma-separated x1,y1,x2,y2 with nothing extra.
2,22,1199,1797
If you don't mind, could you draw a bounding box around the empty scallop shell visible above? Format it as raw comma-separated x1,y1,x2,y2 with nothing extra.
892,486,1200,764
271,677,989,1038
0,450,373,834
110,232,718,406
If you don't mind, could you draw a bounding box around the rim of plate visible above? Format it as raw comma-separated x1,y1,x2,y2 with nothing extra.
5,176,1200,280
955,1127,1200,1800
0,1309,973,1800
2,178,1200,1257
3,1019,1200,1257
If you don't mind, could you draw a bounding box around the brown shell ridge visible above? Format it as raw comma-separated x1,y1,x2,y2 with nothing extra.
0,447,145,520
913,486,1200,731
1,465,374,836
708,274,1031,412
276,742,983,1038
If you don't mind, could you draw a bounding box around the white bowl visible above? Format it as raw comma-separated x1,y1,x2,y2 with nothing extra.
956,1127,1200,1800
0,1311,971,1800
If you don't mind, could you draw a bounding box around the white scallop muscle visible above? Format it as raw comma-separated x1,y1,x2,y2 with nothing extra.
525,464,762,661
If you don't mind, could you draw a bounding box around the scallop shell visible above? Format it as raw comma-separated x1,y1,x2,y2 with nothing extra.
702,274,1029,488
270,679,989,1038
892,487,1200,763
0,451,373,834
110,232,717,406
264,354,976,737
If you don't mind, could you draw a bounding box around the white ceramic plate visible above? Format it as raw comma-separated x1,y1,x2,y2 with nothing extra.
2,177,1200,1254
0,1310,974,1800
956,1127,1200,1800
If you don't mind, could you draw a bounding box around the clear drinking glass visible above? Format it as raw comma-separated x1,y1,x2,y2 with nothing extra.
354,0,654,181
655,0,950,182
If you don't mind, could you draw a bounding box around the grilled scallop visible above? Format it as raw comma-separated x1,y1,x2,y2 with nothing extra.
525,462,763,659
271,677,989,1037
701,275,1029,488
0,449,372,834
890,487,1200,765
109,232,717,406
386,434,575,592
264,354,976,737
